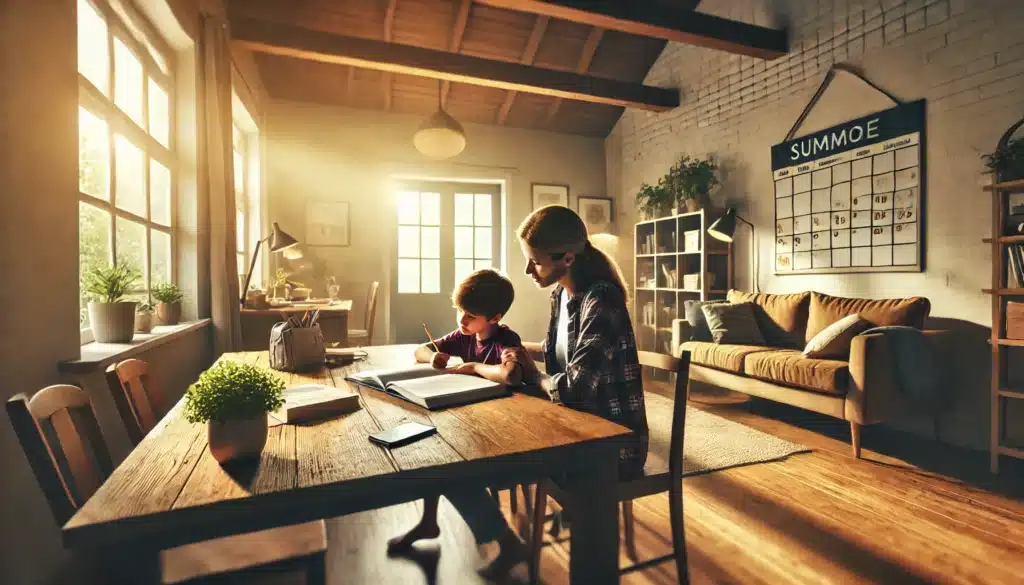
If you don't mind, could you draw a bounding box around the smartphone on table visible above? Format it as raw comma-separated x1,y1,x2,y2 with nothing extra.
368,422,437,448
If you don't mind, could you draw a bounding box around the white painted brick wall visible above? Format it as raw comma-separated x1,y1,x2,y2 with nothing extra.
607,0,1024,450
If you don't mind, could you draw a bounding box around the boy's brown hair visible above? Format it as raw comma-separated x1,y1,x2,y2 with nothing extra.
452,269,515,319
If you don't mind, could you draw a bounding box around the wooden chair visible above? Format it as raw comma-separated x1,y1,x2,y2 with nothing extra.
526,350,692,584
348,281,379,347
7,384,328,585
105,358,162,445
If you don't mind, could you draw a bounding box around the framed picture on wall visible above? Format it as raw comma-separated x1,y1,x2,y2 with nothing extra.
306,200,350,247
532,183,569,210
578,196,614,235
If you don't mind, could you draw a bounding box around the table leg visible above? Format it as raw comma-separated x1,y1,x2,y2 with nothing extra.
565,453,619,585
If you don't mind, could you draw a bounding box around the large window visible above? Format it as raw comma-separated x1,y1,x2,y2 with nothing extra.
234,124,248,280
232,102,262,289
78,0,174,335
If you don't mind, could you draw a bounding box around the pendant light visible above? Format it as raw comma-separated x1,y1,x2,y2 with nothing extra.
413,78,466,159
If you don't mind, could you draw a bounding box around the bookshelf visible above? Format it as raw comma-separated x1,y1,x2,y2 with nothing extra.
983,178,1024,473
633,209,733,357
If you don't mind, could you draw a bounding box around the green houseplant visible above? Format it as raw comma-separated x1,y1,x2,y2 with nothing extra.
635,180,673,219
983,136,1024,182
665,154,719,212
135,301,155,334
83,263,141,343
184,360,285,463
153,283,184,326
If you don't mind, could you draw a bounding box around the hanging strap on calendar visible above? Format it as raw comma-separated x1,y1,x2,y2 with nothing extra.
784,64,905,142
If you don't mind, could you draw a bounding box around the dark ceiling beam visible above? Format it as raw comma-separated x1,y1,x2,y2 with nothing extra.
474,0,787,59
440,0,472,109
382,0,398,110
546,26,603,124
497,15,550,125
230,17,680,111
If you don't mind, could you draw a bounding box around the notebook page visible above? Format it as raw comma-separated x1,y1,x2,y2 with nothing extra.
390,373,499,399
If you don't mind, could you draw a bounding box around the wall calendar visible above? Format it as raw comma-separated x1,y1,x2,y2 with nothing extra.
771,99,925,274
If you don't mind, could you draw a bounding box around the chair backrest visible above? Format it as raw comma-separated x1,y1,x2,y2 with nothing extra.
364,281,380,344
6,385,113,526
105,358,162,445
637,350,691,484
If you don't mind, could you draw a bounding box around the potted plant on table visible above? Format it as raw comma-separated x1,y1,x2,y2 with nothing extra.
83,263,141,343
184,360,285,464
135,301,155,333
153,283,184,325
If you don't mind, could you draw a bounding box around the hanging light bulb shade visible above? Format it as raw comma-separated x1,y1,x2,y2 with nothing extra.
413,79,466,159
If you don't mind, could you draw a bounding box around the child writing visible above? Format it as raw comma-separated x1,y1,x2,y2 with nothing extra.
389,268,529,577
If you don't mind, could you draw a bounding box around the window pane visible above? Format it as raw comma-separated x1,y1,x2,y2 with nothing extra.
150,159,171,226
233,149,244,195
474,194,492,226
421,192,440,226
398,259,420,294
421,227,439,259
237,253,246,278
114,135,145,216
397,191,419,224
398,225,420,258
115,218,147,286
236,210,246,253
454,227,473,259
148,78,169,147
79,202,111,327
454,260,473,289
79,107,110,200
454,193,473,226
78,0,109,95
475,259,491,271
114,37,144,127
421,259,440,294
474,227,492,259
151,229,171,286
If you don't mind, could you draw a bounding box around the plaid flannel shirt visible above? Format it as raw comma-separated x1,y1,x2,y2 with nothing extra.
542,281,648,478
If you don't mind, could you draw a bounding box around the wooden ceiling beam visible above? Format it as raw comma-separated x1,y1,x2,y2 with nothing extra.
440,0,472,109
474,0,787,59
382,0,399,110
230,17,680,111
497,15,550,125
546,26,603,124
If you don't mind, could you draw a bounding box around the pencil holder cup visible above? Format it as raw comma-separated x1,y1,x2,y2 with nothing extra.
269,322,325,372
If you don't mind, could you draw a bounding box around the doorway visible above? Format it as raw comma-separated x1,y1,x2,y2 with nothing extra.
391,179,503,345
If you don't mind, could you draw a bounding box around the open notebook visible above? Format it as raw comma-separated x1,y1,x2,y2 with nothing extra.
344,363,505,410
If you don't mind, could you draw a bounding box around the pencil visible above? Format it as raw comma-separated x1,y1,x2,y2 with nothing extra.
422,322,440,352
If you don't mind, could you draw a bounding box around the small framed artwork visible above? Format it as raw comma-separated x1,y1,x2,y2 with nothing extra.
532,183,569,210
306,200,350,247
577,196,614,235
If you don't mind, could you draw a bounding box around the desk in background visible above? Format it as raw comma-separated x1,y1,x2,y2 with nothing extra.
240,300,353,351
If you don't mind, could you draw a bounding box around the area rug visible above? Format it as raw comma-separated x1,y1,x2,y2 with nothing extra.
677,407,811,477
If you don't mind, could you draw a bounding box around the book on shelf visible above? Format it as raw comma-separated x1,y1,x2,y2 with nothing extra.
345,362,506,410
1009,245,1024,289
271,384,361,424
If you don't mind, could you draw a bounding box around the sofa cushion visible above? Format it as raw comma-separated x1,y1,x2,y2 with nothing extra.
803,314,872,359
701,302,766,345
684,299,729,342
680,341,774,374
728,290,810,348
743,350,849,396
806,292,931,343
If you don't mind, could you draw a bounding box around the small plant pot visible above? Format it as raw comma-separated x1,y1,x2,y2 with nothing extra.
207,415,268,464
88,302,138,343
685,199,701,212
135,312,154,333
156,301,182,325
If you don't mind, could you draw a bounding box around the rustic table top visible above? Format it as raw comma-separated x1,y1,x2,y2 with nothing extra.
240,300,353,315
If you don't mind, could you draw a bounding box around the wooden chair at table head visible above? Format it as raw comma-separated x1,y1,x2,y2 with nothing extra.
348,280,379,347
105,358,162,445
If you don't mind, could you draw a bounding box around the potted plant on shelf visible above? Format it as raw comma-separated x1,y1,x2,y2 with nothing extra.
183,360,285,464
153,283,184,325
635,180,673,219
665,154,719,213
83,263,141,343
983,134,1024,183
135,301,155,334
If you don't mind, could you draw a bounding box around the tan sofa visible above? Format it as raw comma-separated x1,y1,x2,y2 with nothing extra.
672,290,948,457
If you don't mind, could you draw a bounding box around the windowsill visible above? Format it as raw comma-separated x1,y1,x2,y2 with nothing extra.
59,319,211,374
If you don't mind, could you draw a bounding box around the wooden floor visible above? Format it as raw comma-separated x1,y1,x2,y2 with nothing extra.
325,386,1024,585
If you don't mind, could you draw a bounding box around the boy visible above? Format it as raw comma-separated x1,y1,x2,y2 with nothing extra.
389,269,528,577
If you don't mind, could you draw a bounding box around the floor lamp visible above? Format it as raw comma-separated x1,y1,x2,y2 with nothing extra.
239,222,300,306
707,208,759,294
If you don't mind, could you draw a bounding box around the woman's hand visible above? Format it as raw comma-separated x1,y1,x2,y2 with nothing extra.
431,352,451,369
502,347,539,383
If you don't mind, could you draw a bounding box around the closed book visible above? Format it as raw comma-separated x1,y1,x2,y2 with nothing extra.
271,384,361,424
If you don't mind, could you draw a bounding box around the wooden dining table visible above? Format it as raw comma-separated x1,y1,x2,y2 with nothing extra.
63,345,630,584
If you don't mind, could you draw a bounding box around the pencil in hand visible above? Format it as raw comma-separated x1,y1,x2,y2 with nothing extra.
421,322,440,353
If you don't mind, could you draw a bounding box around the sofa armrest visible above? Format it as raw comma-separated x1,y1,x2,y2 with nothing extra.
672,319,693,357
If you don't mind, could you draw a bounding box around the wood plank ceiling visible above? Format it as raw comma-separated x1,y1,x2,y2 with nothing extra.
227,1,730,137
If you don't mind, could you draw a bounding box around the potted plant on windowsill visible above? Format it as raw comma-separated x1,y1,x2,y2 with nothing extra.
153,283,184,326
184,360,285,464
135,301,155,334
83,263,141,343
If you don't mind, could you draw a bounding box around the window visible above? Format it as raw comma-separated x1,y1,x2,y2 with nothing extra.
77,0,175,336
397,191,441,294
234,124,248,279
453,193,494,287
232,100,261,289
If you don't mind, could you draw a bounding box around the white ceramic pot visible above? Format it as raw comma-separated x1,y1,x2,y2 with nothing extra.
135,311,154,333
156,301,182,325
88,301,138,343
207,415,268,464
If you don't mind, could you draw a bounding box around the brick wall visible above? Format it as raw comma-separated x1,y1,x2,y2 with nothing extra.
607,0,1024,450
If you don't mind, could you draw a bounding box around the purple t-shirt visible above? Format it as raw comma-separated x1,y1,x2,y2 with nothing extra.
435,325,522,365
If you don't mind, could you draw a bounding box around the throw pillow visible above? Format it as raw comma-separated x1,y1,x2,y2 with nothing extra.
802,313,871,359
701,302,766,345
684,299,728,342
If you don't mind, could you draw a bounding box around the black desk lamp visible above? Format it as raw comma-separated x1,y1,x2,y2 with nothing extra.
240,222,300,306
707,208,759,293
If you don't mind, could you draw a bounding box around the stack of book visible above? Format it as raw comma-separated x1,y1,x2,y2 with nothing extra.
1007,245,1024,288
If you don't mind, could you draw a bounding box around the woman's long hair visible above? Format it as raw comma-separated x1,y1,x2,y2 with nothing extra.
517,205,630,305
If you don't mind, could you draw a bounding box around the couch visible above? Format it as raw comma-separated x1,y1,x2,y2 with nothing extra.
671,290,948,457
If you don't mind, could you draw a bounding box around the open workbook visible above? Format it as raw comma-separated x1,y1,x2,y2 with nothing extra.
344,363,505,410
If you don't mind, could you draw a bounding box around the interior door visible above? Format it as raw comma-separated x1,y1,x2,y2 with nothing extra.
391,181,502,345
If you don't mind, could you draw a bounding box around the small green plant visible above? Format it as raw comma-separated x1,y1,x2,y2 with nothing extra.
136,301,154,313
664,155,719,202
153,283,184,304
183,360,285,424
83,263,141,303
983,137,1024,181
635,180,672,219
